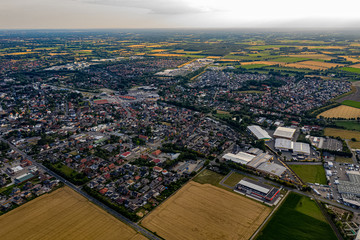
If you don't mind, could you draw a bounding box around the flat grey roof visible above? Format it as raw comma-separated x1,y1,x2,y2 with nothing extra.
247,125,272,140
238,178,271,194
274,127,296,139
256,162,286,177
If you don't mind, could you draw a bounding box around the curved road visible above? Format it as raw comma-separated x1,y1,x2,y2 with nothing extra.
1,137,160,240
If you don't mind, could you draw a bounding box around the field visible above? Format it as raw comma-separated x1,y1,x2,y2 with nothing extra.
142,181,271,240
342,100,360,109
284,61,344,70
287,53,334,60
223,172,245,187
350,63,360,68
342,67,360,74
256,193,337,240
335,121,360,131
335,156,354,163
349,141,360,149
289,165,327,184
317,105,360,119
0,187,146,240
324,128,360,140
193,169,229,191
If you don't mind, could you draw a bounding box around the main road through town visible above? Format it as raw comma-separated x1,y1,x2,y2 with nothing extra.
0,137,161,240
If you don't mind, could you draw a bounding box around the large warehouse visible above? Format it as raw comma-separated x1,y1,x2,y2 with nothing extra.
293,142,311,156
273,127,296,140
222,152,255,165
235,178,280,202
247,125,272,142
256,162,287,177
274,138,311,156
338,171,360,207
274,138,293,151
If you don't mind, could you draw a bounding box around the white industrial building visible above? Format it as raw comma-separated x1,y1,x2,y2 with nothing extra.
274,138,293,151
273,127,296,140
247,125,272,141
256,162,287,177
274,138,311,156
222,152,255,165
293,142,311,156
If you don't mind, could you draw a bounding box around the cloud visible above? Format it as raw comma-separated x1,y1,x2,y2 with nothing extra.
74,0,212,14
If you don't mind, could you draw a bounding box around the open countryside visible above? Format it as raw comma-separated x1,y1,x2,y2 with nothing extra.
256,193,337,240
317,105,360,119
0,187,146,240
141,181,271,240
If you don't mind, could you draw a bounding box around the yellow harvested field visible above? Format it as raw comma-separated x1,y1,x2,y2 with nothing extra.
149,53,184,57
150,49,167,52
142,181,270,240
128,44,146,48
206,56,222,59
285,61,344,70
350,63,360,69
317,105,360,119
0,52,38,56
324,128,360,140
240,61,282,66
307,46,347,49
0,187,146,240
341,56,360,63
349,141,360,149
287,54,334,60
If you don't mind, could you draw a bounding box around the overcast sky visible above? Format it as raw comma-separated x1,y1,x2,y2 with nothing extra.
1,0,360,29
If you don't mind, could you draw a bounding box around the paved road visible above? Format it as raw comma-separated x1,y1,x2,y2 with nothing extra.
1,137,160,240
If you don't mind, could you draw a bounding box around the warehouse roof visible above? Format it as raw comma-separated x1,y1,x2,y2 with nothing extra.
223,152,255,165
274,138,293,150
247,125,272,140
293,142,311,155
238,178,271,194
338,172,360,196
247,153,273,168
273,127,296,139
256,162,286,177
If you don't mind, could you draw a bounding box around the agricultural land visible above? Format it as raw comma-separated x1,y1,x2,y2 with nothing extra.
324,128,360,140
317,105,360,119
0,187,146,240
141,181,271,240
256,193,337,240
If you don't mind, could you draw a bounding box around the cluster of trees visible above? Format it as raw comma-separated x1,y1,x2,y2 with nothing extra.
43,161,89,185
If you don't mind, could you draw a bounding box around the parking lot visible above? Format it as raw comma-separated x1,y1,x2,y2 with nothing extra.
311,160,360,206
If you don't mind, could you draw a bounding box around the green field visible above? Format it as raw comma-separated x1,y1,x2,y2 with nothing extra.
342,100,360,109
335,120,360,131
193,169,225,187
241,64,268,69
223,172,245,187
290,165,327,184
272,57,310,63
256,193,337,240
341,67,360,74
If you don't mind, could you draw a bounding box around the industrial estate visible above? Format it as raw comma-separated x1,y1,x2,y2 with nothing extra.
1,29,360,240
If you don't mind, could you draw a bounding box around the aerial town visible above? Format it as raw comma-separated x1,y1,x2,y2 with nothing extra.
1,29,360,240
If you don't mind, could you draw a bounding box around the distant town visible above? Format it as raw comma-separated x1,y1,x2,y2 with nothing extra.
1,30,360,240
